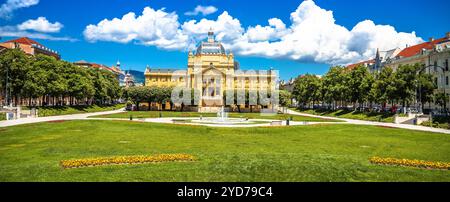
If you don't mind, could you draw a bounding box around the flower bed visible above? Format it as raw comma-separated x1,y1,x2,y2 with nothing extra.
60,154,195,169
370,157,450,170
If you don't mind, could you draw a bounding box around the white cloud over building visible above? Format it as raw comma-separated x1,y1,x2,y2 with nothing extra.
18,17,63,33
82,0,423,65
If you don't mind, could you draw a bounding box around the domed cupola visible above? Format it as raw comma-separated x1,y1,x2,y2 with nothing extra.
195,30,227,55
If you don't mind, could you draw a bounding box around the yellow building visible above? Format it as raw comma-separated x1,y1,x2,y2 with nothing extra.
145,31,277,112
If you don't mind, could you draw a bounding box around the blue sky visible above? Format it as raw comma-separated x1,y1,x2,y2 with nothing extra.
0,0,449,80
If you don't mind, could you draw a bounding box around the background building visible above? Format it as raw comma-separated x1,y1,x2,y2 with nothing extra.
0,37,60,59
347,32,450,111
74,60,124,83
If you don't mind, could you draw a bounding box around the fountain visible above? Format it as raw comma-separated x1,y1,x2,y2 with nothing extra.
217,106,228,122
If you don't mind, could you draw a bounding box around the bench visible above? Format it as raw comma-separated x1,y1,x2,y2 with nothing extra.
271,121,283,126
172,119,190,123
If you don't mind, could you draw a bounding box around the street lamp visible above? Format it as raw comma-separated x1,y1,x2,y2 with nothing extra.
418,64,447,114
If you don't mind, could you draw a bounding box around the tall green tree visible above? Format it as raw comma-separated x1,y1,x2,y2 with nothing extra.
279,90,292,107
372,67,397,108
434,92,448,111
0,49,31,105
292,74,321,108
394,64,419,109
347,65,374,109
321,66,348,109
417,71,437,111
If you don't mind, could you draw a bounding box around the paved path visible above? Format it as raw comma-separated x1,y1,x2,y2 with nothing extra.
0,108,126,128
286,109,450,134
1,108,449,134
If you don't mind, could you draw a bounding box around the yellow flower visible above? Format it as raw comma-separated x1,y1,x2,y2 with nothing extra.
369,156,449,170
60,154,195,169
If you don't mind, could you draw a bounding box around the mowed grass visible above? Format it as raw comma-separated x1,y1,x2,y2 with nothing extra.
0,120,449,182
90,111,340,122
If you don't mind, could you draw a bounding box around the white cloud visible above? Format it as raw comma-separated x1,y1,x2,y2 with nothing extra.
84,7,188,50
17,17,63,33
0,25,75,41
83,0,423,65
181,11,243,49
245,18,287,42
230,0,423,64
0,0,39,19
348,20,422,59
0,17,74,41
185,5,218,16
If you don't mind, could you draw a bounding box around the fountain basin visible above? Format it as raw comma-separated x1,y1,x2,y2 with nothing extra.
192,117,257,125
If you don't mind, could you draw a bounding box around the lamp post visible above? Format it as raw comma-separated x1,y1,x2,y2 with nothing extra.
419,64,447,114
4,62,9,107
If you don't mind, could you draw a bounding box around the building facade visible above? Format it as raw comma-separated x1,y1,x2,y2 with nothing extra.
74,60,124,84
145,31,278,112
347,32,450,111
0,37,60,59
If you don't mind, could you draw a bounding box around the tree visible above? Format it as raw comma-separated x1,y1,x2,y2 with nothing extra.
279,90,292,107
0,49,121,107
321,66,348,109
394,64,419,110
361,69,375,108
125,86,173,111
292,74,321,108
0,49,31,106
417,71,437,111
348,65,372,109
23,58,47,106
434,92,448,112
372,67,397,109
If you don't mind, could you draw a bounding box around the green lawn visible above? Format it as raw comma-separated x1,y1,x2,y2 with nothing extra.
0,120,449,182
90,111,340,122
294,108,399,123
29,104,125,117
0,112,5,121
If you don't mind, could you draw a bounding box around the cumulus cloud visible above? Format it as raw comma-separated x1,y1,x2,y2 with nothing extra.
0,25,75,41
17,17,63,33
181,11,244,48
231,0,423,64
185,5,218,16
0,0,39,19
1,17,74,41
83,0,423,65
84,7,188,50
245,18,287,42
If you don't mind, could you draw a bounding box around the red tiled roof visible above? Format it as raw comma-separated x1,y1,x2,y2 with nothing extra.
5,37,44,47
346,59,375,70
397,37,447,58
90,63,112,71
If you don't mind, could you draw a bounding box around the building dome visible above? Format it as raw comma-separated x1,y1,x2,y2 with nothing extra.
196,42,226,55
195,31,226,55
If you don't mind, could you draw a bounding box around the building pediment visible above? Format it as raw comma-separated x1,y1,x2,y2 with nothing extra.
202,66,226,77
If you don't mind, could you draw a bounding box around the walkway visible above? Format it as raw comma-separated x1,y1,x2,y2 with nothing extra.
1,108,449,134
286,109,450,134
0,108,126,128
